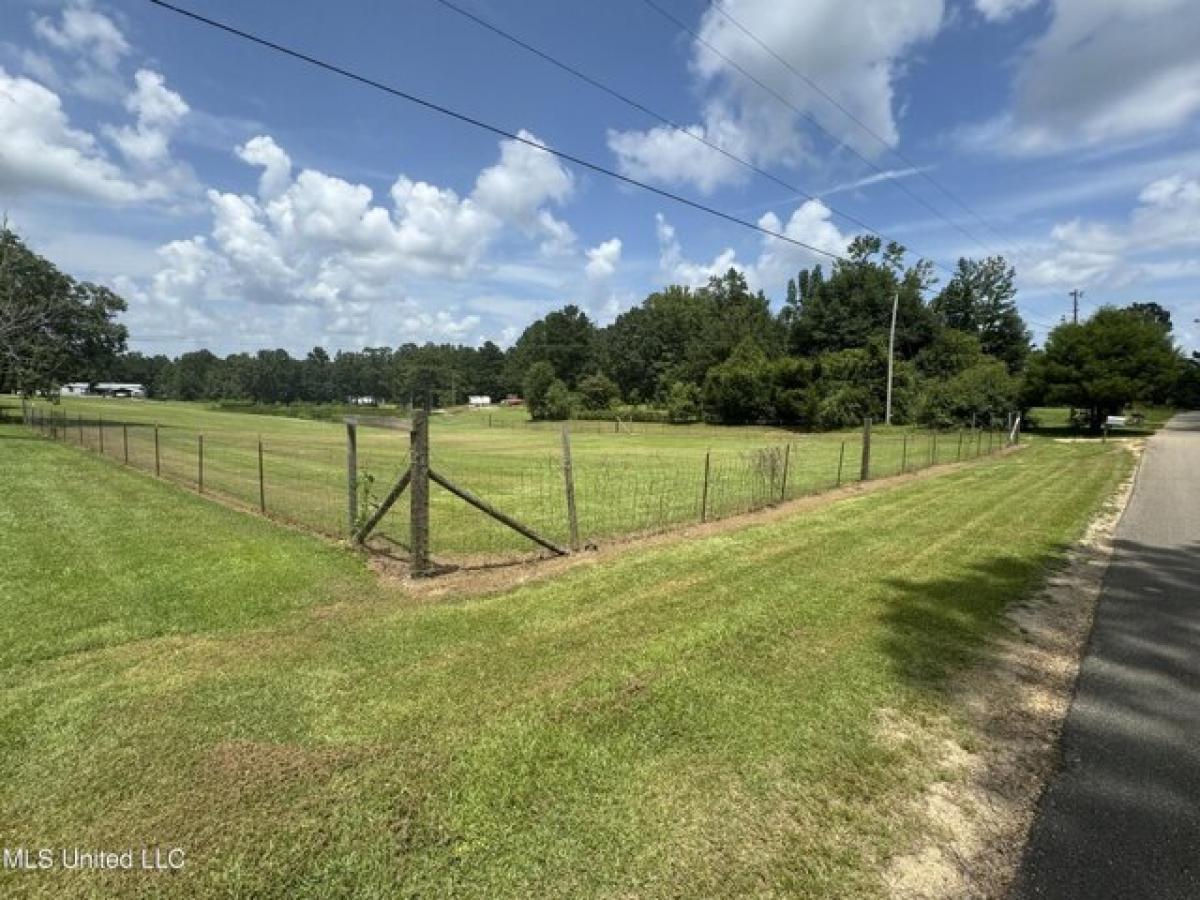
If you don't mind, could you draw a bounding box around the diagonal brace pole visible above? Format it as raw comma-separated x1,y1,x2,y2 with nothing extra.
429,468,568,556
354,467,411,543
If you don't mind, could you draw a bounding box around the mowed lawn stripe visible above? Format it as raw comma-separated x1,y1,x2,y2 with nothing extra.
0,427,1130,898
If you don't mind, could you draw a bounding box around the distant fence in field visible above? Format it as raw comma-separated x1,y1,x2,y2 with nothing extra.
5,402,1017,573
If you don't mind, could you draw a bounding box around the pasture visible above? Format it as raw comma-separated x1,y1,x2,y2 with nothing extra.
10,396,1010,559
0,419,1131,897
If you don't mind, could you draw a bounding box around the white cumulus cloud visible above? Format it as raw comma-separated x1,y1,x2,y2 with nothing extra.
967,0,1200,155
656,199,849,293
236,134,292,199
126,130,582,345
1024,171,1200,289
31,0,130,100
973,0,1040,21
104,69,189,168
610,0,945,192
0,65,195,204
0,67,139,202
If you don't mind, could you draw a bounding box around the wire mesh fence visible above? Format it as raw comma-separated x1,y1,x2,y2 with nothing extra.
9,402,1014,567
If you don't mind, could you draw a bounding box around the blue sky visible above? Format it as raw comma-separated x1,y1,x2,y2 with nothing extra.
2,0,1198,356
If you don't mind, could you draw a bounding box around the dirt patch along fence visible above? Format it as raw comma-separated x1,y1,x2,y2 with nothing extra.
9,402,1016,575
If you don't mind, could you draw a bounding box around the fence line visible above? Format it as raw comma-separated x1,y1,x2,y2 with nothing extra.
8,402,1016,571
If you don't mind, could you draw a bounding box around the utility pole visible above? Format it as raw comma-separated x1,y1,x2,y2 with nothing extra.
885,289,899,425
1069,289,1083,324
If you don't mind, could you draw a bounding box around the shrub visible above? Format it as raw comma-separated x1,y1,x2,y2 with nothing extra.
918,359,1018,427
665,381,702,423
577,373,620,411
524,361,557,420
542,380,573,420
702,338,773,424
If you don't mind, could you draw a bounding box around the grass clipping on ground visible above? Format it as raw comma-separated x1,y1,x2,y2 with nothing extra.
0,429,1132,898
884,439,1142,899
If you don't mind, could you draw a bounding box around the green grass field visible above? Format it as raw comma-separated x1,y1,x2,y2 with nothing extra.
0,419,1130,897
7,396,1010,558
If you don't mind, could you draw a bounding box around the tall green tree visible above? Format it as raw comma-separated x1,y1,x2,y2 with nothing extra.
786,237,937,360
930,257,1030,372
505,304,597,390
1126,301,1172,332
1023,306,1181,431
0,226,128,394
596,285,707,401
303,346,336,401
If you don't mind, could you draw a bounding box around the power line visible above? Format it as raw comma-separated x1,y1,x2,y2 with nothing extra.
427,0,943,267
144,0,1059,331
705,0,1024,260
146,0,844,264
637,0,1000,258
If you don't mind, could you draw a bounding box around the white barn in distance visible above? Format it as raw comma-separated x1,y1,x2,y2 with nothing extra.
468,395,491,408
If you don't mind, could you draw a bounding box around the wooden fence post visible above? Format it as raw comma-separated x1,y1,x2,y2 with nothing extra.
198,434,204,493
700,450,711,522
779,443,791,502
154,424,160,476
410,410,431,577
836,441,846,487
957,430,964,460
860,417,872,481
930,430,937,466
258,439,266,514
122,423,129,463
345,420,358,535
901,433,908,472
560,424,580,551
78,414,83,445
98,416,104,454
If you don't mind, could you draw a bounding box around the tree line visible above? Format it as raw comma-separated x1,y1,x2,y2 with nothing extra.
3,224,1196,431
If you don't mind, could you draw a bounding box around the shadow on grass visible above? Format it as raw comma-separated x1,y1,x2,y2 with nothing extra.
1026,425,1159,439
873,531,1200,897
874,548,1070,692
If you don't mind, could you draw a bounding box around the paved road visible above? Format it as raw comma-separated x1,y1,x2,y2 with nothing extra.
1013,412,1200,898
